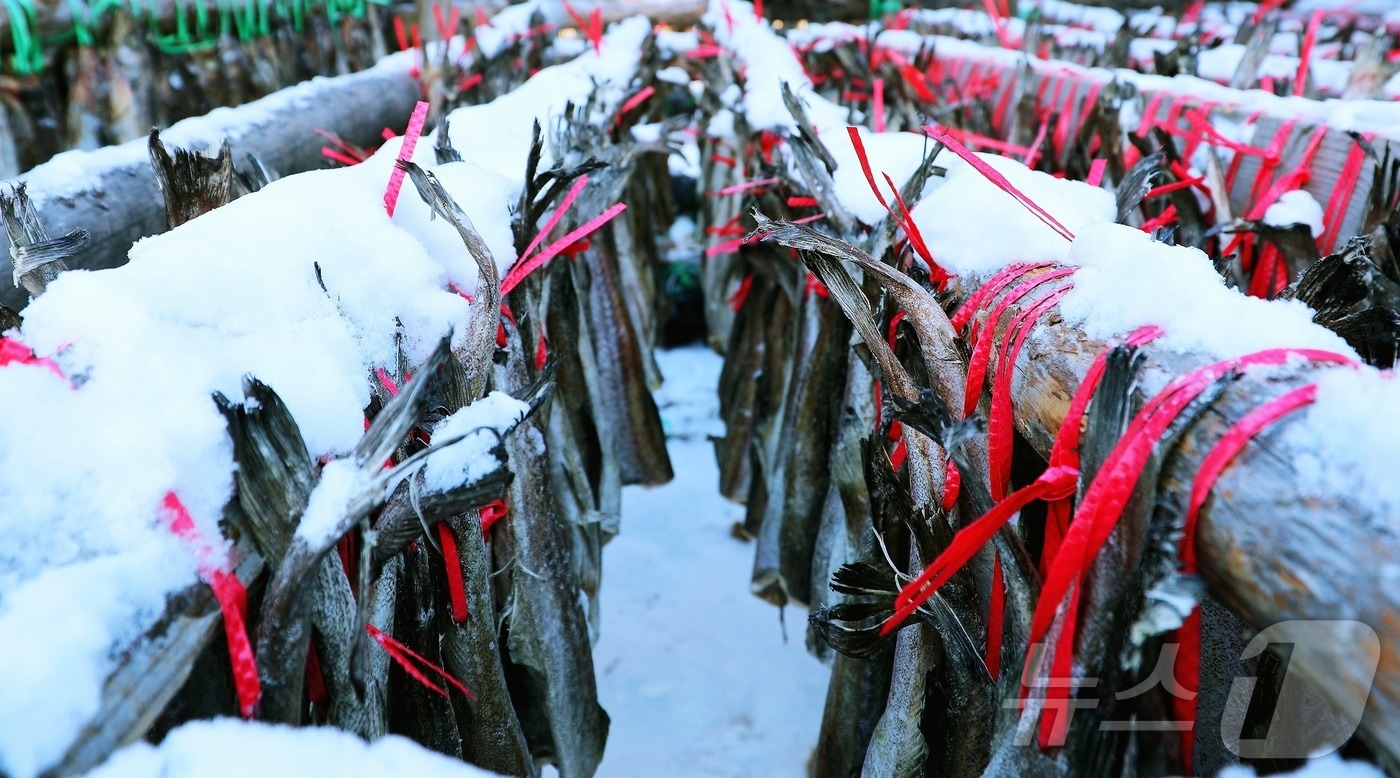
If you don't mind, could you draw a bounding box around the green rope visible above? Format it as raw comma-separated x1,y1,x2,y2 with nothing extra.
1,0,397,73
3,0,42,74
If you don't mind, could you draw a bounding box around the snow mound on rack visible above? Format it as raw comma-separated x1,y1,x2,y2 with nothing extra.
1059,222,1351,359
822,128,942,227
83,720,500,778
911,152,1115,275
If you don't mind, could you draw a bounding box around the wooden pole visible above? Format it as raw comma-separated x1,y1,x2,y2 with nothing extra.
0,58,420,310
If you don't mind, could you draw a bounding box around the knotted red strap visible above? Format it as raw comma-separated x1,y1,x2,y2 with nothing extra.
162,492,261,717
1172,383,1320,773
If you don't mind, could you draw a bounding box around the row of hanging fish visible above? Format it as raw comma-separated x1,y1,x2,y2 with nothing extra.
695,5,1400,776
0,14,690,778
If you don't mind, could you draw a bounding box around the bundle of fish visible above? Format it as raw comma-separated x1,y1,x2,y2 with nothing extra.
867,1,1400,100
697,2,1400,774
0,14,690,778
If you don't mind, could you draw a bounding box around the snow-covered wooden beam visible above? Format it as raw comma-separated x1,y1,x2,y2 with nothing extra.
0,52,420,310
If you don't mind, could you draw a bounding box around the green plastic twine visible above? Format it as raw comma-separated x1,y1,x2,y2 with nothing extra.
3,0,43,74
65,0,95,46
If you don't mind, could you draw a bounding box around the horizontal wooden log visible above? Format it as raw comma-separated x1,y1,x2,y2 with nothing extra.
973,272,1400,763
0,54,420,310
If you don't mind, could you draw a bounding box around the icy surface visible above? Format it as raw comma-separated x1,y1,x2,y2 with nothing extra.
594,346,827,777
83,720,499,778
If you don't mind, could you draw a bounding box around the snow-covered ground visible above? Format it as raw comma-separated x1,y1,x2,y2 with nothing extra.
592,346,829,777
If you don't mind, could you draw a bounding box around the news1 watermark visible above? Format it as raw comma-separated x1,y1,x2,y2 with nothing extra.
1005,620,1381,759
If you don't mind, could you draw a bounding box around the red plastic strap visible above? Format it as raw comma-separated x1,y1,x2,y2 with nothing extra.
514,176,589,283
708,177,779,197
1023,115,1050,169
479,499,509,538
986,552,1005,680
943,458,961,512
990,285,1074,501
1140,204,1178,233
615,85,656,125
964,268,1077,420
950,261,1056,333
728,275,753,312
306,645,329,706
503,202,627,295
1040,324,1162,573
845,128,951,284
1320,137,1371,255
1173,383,1317,771
0,337,66,380
873,78,886,134
162,492,261,717
367,624,476,700
1086,158,1107,188
438,523,468,623
883,466,1077,634
926,127,1077,241
384,101,430,217
1145,175,1206,200
1295,10,1324,97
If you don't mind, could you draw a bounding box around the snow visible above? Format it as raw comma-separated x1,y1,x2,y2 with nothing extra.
822,127,942,226
0,13,652,776
421,391,530,495
294,459,361,546
439,16,652,181
83,720,499,778
593,346,827,777
910,151,1116,275
1264,189,1326,237
703,0,848,135
1284,367,1400,515
1219,750,1387,777
1059,222,1352,360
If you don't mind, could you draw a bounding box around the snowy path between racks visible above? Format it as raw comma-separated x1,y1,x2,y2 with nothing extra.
592,346,828,777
